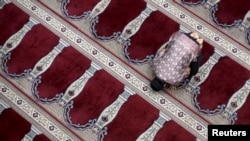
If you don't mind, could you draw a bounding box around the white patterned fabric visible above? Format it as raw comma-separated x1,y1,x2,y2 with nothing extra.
152,31,201,86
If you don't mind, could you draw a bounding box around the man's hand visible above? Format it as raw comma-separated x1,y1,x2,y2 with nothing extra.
186,67,191,74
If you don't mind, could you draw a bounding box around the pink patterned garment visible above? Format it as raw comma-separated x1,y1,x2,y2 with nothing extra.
152,31,201,86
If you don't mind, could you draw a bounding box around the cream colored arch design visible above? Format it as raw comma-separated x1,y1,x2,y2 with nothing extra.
0,17,38,55
0,0,11,9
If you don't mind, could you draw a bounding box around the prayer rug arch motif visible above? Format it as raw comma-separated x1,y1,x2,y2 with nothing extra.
179,0,250,48
1,0,250,140
181,0,207,6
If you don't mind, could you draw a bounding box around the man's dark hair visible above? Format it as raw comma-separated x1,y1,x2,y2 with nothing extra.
150,77,165,91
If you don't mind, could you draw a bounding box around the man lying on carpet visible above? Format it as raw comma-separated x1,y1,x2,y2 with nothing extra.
150,31,204,92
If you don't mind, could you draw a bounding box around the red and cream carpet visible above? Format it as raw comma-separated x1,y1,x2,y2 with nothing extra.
0,0,249,141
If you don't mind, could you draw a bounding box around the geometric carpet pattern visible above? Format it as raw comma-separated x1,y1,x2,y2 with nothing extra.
0,0,249,141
